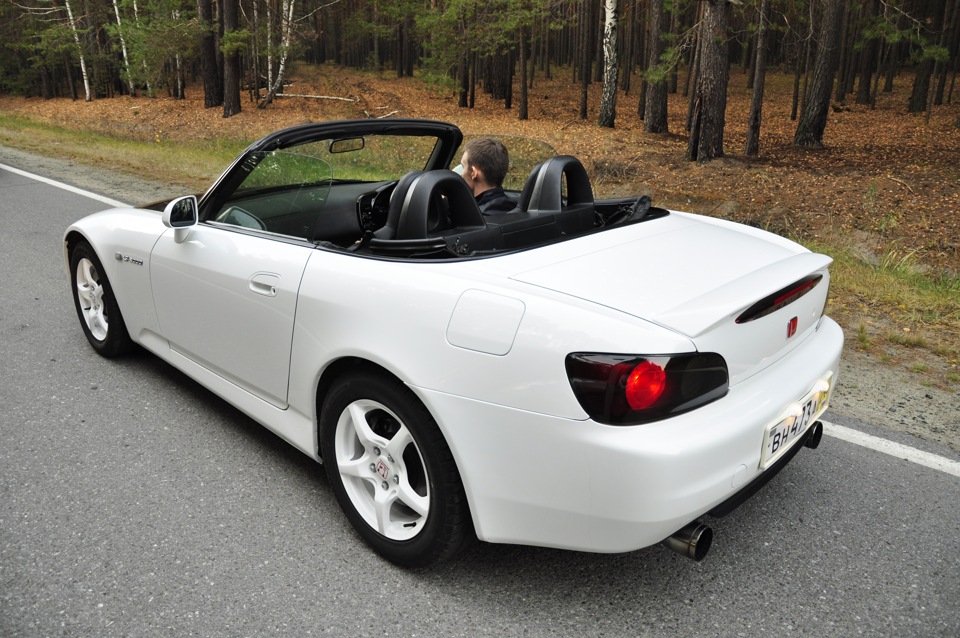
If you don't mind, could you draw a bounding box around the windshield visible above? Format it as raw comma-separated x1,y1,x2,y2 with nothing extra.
286,134,442,182
201,127,577,252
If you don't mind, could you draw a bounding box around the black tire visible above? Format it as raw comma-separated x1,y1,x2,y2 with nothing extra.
69,240,134,358
320,372,473,567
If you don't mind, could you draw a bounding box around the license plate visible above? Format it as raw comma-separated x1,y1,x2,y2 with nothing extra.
760,373,832,469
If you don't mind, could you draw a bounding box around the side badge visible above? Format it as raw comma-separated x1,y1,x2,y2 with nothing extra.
115,252,144,266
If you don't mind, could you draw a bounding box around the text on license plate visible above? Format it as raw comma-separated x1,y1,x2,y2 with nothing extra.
760,374,832,468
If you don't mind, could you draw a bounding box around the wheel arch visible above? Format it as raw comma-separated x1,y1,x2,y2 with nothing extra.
315,357,413,459
312,358,473,516
64,230,92,276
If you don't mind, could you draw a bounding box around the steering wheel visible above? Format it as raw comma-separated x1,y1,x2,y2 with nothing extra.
356,180,397,232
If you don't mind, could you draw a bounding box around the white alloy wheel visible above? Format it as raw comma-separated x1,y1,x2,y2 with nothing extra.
69,240,133,358
333,398,430,541
75,257,108,341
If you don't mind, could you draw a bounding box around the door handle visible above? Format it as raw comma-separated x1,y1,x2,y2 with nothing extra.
249,272,280,297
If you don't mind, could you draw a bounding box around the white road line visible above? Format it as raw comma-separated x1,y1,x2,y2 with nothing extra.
0,162,129,208
822,420,960,478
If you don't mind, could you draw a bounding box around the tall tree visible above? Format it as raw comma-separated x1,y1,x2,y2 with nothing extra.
745,0,770,156
687,0,731,163
519,18,530,120
260,0,297,108
63,0,91,101
908,0,949,113
111,0,135,95
222,0,241,118
794,0,844,147
197,0,222,107
579,0,593,119
856,0,880,105
598,0,620,127
644,0,668,133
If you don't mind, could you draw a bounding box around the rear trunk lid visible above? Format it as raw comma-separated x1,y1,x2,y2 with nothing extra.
505,213,832,385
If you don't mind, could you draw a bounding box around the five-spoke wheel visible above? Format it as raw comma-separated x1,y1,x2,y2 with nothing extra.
321,372,472,567
69,240,133,357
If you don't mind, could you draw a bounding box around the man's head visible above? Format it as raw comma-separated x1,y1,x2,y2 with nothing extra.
460,138,509,197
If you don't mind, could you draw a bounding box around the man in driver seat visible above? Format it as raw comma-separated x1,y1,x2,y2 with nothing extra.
459,138,516,215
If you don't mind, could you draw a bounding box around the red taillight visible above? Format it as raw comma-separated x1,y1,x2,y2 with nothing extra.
625,361,667,410
565,352,728,425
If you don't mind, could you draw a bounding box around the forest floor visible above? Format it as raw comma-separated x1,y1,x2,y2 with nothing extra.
0,64,958,450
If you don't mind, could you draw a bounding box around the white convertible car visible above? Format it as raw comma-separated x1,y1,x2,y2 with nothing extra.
65,119,842,567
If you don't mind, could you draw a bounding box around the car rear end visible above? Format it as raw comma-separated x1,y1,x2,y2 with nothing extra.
419,210,843,558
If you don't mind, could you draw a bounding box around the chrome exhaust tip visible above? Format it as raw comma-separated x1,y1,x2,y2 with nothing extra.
804,420,824,449
662,521,713,561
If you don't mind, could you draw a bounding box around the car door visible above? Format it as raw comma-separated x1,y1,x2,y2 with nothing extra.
149,226,313,408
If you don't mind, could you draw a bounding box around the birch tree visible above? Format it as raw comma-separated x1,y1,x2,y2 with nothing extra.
111,0,135,95
63,0,91,101
260,0,297,108
597,0,620,127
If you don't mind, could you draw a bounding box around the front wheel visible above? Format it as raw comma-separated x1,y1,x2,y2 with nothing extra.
320,372,472,567
70,240,133,357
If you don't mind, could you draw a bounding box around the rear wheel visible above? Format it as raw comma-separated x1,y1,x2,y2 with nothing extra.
70,240,133,357
320,372,472,567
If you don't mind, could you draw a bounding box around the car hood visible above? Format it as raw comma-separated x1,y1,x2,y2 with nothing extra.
475,212,833,385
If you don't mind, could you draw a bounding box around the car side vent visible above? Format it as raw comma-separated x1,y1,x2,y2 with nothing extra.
736,274,823,324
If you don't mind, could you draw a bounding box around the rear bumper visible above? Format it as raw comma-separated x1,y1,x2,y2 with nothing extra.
708,419,823,518
415,317,844,554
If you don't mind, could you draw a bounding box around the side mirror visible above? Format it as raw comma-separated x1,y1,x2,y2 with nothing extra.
162,196,198,243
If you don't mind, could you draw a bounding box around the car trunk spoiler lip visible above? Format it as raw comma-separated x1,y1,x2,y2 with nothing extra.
650,252,833,338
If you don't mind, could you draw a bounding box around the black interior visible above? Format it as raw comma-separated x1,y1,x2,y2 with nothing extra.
197,146,664,258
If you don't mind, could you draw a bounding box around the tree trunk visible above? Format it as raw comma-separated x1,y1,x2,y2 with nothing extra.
834,0,851,103
598,0,620,128
686,0,730,163
644,0,668,133
64,0,91,102
458,52,469,108
223,0,242,118
685,0,703,127
519,24,529,120
745,0,769,157
792,2,814,121
111,0,135,95
933,0,957,105
260,0,297,109
855,0,878,105
198,0,222,107
794,0,844,148
668,4,680,93
909,59,934,113
579,0,593,119
799,1,816,114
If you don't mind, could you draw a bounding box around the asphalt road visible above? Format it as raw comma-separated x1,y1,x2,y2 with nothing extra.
2,163,959,638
